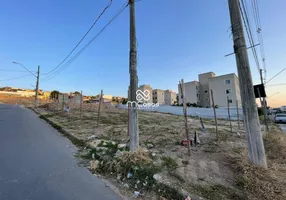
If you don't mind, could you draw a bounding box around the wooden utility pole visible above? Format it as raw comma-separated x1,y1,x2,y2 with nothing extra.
236,100,240,129
129,0,139,151
228,0,267,167
80,90,83,119
179,79,191,156
97,90,103,127
227,96,233,133
210,89,219,140
35,65,40,107
259,69,269,132
62,94,65,113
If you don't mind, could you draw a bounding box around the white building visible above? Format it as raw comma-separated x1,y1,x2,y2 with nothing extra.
208,73,241,108
179,72,241,108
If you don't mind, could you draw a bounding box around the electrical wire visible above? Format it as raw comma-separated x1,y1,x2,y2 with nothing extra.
0,69,36,73
0,74,33,81
42,1,129,81
240,0,261,74
266,68,286,84
42,0,113,76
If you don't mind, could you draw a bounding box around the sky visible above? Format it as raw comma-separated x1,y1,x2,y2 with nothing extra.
0,0,285,107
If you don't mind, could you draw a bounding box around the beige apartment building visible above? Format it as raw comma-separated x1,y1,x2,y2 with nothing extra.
164,90,177,105
178,81,200,105
152,89,165,104
179,72,241,108
199,72,216,107
208,73,241,108
138,84,153,103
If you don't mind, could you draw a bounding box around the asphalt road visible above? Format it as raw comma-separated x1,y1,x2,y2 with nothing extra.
0,104,120,200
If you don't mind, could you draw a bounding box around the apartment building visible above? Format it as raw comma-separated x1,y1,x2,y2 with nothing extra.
152,89,165,104
164,90,177,105
178,81,200,105
199,72,216,107
208,73,241,107
179,72,241,108
138,84,153,103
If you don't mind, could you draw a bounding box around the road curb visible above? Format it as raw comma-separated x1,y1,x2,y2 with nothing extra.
29,108,86,147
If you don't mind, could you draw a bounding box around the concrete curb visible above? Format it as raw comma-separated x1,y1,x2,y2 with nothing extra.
29,108,86,146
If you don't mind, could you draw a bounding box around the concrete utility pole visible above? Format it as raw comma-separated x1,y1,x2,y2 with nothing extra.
228,0,267,167
259,69,269,131
35,65,40,107
129,0,139,151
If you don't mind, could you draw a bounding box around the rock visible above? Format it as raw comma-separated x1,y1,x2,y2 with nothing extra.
117,174,122,181
88,139,102,148
87,135,97,140
117,143,127,149
147,143,154,148
153,174,163,182
89,160,99,170
151,152,156,157
123,183,129,188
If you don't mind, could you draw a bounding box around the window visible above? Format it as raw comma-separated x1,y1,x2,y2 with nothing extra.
204,90,208,93
226,89,232,94
225,79,231,84
155,92,157,95
228,99,232,104
197,94,199,97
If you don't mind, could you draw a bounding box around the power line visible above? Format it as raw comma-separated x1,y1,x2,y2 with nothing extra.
240,0,261,74
266,83,286,87
43,0,113,76
43,1,129,81
0,74,33,81
0,69,36,73
266,67,286,84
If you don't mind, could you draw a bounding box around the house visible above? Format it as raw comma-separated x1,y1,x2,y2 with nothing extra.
178,81,200,105
152,89,165,104
164,90,177,105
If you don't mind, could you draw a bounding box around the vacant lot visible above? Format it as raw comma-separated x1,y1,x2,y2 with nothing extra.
34,103,286,200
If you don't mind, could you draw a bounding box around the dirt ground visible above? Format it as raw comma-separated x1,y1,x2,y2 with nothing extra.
33,103,253,199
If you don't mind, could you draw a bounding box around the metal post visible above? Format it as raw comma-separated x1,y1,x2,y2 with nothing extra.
35,66,40,107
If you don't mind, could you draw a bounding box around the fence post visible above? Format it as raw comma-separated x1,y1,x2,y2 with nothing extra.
211,89,219,140
236,100,240,130
97,90,103,127
227,96,232,133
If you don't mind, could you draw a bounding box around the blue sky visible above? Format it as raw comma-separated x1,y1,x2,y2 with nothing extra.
0,0,285,106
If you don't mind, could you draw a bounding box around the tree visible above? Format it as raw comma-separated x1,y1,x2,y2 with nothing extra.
74,91,81,95
122,98,128,105
50,90,60,100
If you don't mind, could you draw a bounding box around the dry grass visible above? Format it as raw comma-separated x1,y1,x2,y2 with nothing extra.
226,125,286,200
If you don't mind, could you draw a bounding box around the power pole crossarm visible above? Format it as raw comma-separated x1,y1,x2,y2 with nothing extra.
228,0,267,168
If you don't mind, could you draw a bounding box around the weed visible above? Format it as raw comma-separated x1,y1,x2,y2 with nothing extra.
161,156,178,171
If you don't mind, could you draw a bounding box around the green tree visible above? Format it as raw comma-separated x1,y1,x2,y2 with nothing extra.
74,91,81,95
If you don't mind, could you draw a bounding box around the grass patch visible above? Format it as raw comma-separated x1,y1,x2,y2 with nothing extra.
226,128,286,200
161,156,178,171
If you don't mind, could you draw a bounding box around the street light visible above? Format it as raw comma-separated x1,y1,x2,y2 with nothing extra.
12,62,37,78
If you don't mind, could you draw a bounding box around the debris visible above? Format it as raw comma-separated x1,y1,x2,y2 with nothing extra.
127,172,133,179
123,183,129,188
117,143,127,149
182,160,189,165
117,174,122,181
115,150,121,157
151,152,156,157
185,196,191,200
146,143,154,148
132,191,142,198
153,173,163,182
237,132,241,136
89,160,99,170
92,153,95,159
200,117,206,133
159,196,168,200
194,131,201,146
180,140,193,146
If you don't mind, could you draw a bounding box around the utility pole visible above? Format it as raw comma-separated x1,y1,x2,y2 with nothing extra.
260,69,269,131
35,65,40,107
97,90,103,127
228,0,267,167
129,0,139,151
